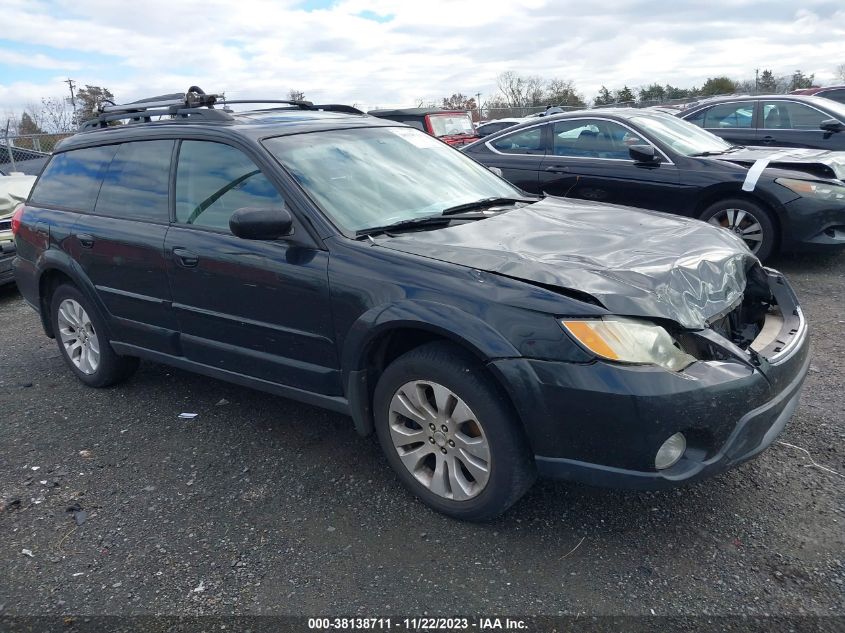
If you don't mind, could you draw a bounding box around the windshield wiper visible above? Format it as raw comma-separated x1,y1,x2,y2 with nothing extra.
441,196,536,216
355,214,453,237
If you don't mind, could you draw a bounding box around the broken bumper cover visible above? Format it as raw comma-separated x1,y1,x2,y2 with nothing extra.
490,299,810,491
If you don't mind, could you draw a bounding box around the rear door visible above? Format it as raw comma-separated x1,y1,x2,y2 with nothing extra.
758,99,843,149
538,118,683,213
164,139,338,395
70,139,179,353
472,124,547,192
684,101,759,146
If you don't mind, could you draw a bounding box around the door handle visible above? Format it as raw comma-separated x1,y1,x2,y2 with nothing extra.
544,165,569,173
173,247,199,268
77,233,94,248
761,135,775,144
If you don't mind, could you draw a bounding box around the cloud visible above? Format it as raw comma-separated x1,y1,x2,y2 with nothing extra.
0,0,843,114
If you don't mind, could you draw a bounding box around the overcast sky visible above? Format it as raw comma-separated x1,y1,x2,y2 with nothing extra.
1,0,843,114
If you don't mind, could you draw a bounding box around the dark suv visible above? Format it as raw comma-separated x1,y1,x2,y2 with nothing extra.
12,89,810,521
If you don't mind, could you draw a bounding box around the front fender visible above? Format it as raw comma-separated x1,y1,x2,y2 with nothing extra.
341,299,523,437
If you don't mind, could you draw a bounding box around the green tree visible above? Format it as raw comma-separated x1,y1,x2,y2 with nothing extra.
700,76,739,96
614,86,635,103
665,84,693,100
758,69,777,93
72,85,116,124
593,85,613,106
638,83,666,103
790,70,815,90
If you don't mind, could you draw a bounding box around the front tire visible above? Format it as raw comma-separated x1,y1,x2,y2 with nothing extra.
699,198,777,261
50,284,139,387
374,342,535,521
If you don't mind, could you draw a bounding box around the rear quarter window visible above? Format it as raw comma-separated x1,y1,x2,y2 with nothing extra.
94,140,174,222
29,145,117,211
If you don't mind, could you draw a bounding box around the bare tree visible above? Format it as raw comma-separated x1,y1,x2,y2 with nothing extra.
39,97,75,133
545,78,584,107
288,89,306,101
836,63,845,82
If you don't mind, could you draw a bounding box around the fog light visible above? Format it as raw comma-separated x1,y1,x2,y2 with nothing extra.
655,432,686,470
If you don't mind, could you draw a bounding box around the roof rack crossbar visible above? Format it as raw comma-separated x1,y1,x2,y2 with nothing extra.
80,106,233,130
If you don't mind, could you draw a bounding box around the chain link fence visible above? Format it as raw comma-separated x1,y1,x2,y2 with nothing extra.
1,133,71,175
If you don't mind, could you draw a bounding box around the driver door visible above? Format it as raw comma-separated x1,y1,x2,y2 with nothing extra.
164,139,339,395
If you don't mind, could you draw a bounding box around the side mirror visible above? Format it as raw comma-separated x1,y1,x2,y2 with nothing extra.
819,118,844,133
229,207,293,240
629,144,660,164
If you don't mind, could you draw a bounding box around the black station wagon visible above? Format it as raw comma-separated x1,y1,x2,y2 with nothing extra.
12,89,810,520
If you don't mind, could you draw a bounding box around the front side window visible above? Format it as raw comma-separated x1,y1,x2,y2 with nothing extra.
29,145,117,211
490,126,545,153
551,119,645,159
263,126,521,232
702,103,754,129
95,140,174,221
175,141,284,231
761,101,826,130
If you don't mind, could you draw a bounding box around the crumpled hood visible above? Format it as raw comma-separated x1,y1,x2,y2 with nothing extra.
716,146,845,181
0,174,36,218
380,197,758,330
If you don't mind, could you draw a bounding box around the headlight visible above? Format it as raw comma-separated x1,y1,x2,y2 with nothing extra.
775,177,845,202
561,317,695,372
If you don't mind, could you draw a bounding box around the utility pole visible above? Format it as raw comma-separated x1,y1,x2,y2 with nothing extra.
64,78,77,108
475,92,482,121
754,69,759,95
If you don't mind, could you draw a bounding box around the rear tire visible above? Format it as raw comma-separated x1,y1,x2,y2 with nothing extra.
699,198,777,261
374,342,535,521
50,284,139,387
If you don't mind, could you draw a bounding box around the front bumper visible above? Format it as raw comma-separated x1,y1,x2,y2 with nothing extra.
489,271,811,490
0,240,15,286
781,196,845,251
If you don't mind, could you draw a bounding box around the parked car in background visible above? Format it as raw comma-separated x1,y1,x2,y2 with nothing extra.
476,118,526,137
679,95,845,151
367,108,480,146
790,85,845,105
1,172,36,285
12,89,810,520
463,109,845,260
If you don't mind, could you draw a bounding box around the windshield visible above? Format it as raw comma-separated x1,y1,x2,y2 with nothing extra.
630,113,733,156
808,96,845,120
428,113,475,137
263,126,521,232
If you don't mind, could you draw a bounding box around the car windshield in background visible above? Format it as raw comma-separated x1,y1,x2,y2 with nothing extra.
809,96,845,120
631,113,734,156
428,114,474,137
263,126,520,232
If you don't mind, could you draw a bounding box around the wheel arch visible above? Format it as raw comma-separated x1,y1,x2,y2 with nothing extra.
693,185,784,236
35,251,109,340
342,301,524,438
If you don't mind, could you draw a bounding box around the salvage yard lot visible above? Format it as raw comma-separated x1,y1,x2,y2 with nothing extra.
1,251,843,617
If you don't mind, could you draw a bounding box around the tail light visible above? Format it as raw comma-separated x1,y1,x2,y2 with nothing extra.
10,203,25,236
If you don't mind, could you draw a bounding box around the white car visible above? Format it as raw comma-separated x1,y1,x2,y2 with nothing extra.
1,172,36,285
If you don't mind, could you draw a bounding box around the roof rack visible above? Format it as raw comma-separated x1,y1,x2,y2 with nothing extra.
80,86,364,130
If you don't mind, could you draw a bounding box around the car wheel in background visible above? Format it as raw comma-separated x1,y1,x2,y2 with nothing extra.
50,284,139,387
374,341,535,521
699,198,777,261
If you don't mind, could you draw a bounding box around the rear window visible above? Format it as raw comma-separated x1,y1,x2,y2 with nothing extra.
94,140,174,222
29,145,117,211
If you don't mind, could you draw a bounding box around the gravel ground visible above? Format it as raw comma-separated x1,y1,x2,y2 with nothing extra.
0,251,843,620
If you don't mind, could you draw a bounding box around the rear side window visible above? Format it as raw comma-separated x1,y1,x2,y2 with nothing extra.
703,103,754,129
175,141,284,231
490,126,545,153
761,101,827,130
94,140,174,222
29,145,117,210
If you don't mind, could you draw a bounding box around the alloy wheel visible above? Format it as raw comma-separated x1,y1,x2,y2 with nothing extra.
57,299,100,375
388,380,491,501
707,208,764,254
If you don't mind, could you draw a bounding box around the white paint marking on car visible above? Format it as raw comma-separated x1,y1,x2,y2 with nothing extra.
741,150,798,192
